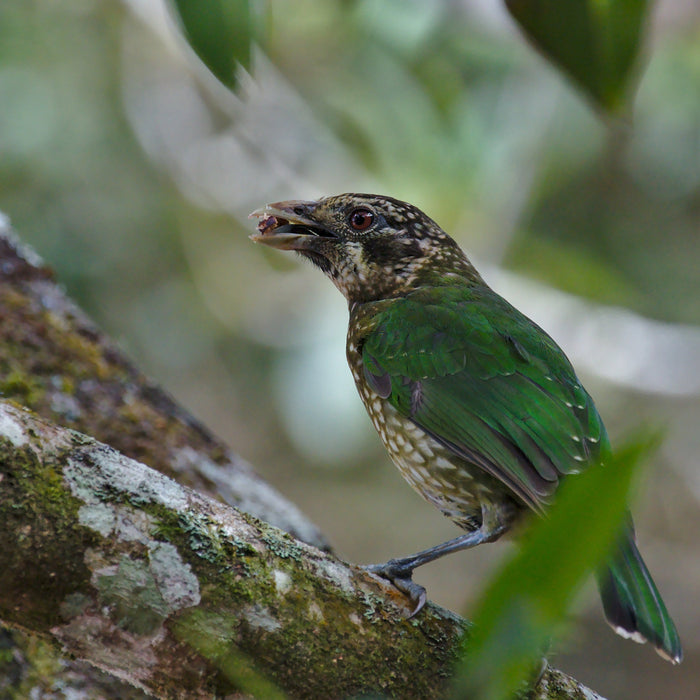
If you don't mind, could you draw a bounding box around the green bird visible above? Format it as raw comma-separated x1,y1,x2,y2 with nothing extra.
250,193,682,664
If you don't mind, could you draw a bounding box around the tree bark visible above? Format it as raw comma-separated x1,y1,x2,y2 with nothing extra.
0,218,604,699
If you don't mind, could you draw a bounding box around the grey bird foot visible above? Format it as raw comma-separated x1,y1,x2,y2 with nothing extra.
364,561,427,616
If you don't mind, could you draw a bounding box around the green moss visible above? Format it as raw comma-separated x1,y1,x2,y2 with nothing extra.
153,498,462,695
176,512,235,565
250,600,460,698
0,632,64,700
146,505,269,611
0,287,191,480
0,627,152,700
0,368,43,406
0,438,97,629
145,503,463,697
93,480,130,505
165,511,257,571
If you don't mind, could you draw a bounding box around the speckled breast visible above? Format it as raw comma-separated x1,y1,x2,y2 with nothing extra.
346,330,506,532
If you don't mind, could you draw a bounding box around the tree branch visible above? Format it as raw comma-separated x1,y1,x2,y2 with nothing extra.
0,401,602,699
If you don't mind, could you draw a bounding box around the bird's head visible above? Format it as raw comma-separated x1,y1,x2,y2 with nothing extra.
250,193,481,305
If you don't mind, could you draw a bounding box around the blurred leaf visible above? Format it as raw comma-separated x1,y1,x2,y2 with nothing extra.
176,610,287,699
505,234,642,307
170,0,253,89
450,434,659,700
505,0,651,114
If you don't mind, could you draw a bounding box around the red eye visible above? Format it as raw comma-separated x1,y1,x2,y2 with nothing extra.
349,208,374,231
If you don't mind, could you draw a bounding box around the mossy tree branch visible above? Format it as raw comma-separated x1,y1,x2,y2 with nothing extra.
0,401,602,699
0,400,462,697
0,220,604,698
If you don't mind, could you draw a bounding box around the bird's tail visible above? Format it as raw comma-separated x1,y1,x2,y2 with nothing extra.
596,528,682,664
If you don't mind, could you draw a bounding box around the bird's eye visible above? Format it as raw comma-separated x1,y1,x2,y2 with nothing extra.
348,208,374,231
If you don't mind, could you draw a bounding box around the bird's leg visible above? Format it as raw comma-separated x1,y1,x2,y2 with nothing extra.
364,528,498,615
365,504,512,616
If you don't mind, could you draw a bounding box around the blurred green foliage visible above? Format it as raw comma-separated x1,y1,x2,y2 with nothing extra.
175,615,287,699
450,436,657,699
171,0,254,88
505,0,651,114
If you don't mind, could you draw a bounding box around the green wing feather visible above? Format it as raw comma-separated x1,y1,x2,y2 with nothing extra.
361,284,609,511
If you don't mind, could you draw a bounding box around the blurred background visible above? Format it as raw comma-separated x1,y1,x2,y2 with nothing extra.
1,1,699,697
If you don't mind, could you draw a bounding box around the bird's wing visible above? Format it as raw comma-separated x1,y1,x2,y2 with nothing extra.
361,285,609,511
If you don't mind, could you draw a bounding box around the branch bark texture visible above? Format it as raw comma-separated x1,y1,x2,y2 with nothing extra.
0,401,602,699
1,400,462,697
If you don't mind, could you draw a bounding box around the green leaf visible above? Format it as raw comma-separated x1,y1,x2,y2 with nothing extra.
505,0,651,114
170,0,253,89
505,235,642,307
450,434,659,700
175,609,288,699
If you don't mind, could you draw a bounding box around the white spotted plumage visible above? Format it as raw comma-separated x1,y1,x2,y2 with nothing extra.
347,312,508,532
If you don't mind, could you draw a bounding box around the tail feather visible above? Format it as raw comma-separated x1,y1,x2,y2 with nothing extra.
597,529,682,664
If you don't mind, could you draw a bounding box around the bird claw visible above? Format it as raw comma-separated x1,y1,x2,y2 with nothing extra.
364,561,428,616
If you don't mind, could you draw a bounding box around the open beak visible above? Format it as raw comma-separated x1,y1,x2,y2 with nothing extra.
249,199,333,251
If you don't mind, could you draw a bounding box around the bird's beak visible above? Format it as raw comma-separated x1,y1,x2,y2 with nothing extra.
249,199,333,251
